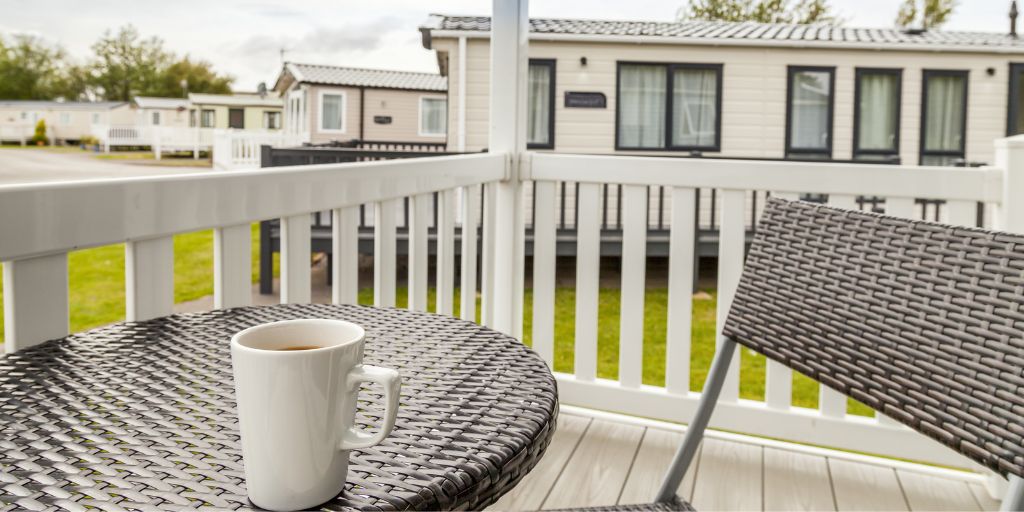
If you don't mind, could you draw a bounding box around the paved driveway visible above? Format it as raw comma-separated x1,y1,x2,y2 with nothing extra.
0,149,212,185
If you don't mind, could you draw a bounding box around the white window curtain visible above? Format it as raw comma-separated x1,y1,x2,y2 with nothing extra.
789,70,832,150
321,93,344,131
420,98,447,135
672,68,717,147
619,64,666,148
528,63,552,146
857,73,898,151
923,75,965,153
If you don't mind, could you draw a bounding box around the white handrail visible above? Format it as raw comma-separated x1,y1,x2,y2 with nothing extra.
0,152,506,262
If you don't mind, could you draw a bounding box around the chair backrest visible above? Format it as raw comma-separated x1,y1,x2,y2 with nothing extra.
723,198,1024,479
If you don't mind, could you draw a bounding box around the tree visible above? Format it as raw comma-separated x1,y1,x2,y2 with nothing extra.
678,0,842,25
895,0,956,30
0,34,84,100
88,25,168,101
150,57,233,98
31,119,47,145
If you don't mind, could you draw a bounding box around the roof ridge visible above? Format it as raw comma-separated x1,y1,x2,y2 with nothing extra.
289,62,442,77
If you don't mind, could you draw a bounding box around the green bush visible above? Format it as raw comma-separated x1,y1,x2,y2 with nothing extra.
30,119,47,144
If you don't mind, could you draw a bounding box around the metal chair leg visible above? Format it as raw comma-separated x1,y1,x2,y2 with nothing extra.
654,337,737,503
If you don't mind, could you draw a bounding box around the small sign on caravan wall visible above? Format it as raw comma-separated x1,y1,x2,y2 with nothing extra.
374,116,393,124
564,92,606,109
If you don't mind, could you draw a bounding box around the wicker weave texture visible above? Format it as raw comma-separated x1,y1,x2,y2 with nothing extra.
0,304,558,511
723,198,1024,479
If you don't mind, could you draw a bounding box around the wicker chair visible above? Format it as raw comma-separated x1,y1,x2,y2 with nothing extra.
562,198,1024,512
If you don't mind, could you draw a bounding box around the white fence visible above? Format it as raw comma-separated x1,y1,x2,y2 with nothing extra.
212,129,309,170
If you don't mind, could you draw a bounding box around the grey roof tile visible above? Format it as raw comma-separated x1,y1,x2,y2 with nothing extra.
286,63,447,91
425,15,1024,51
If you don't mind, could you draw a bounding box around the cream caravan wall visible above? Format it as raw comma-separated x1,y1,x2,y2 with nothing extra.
438,37,1012,165
301,85,448,144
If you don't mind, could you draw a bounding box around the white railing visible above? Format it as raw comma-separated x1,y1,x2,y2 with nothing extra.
91,124,217,158
2,142,1022,474
212,129,309,171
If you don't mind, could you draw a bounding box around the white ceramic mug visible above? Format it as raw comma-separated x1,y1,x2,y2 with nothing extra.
231,319,401,511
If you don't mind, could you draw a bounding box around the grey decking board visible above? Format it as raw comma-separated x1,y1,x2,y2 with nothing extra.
763,446,836,511
690,438,763,511
829,458,910,511
617,427,701,505
896,469,981,511
540,418,646,509
490,414,592,511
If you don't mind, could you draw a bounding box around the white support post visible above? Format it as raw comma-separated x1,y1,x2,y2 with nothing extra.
332,206,360,305
408,194,429,312
531,181,556,366
487,0,528,337
125,236,174,321
280,214,311,304
214,224,252,309
460,185,480,322
619,185,648,389
665,187,696,395
457,36,468,152
715,189,745,402
436,189,456,316
995,135,1024,233
154,127,162,161
3,254,68,353
374,199,398,308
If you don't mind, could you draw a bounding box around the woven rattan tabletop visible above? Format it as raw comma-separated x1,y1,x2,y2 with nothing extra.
0,304,558,511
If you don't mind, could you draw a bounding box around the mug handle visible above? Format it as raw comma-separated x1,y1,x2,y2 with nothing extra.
339,364,401,451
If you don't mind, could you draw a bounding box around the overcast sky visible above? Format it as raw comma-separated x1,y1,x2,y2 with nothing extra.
1,0,1015,91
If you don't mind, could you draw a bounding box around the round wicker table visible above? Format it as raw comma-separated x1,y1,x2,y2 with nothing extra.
0,304,558,511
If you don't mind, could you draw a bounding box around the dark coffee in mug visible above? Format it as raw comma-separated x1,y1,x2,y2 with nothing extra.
277,345,321,351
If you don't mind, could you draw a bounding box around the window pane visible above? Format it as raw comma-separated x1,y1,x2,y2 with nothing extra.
857,72,898,151
923,75,966,153
421,98,446,135
789,70,831,150
528,63,552,145
672,68,717,147
322,94,343,131
619,64,666,148
1014,68,1024,135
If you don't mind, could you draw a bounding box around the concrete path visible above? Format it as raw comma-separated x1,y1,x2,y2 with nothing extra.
0,148,211,185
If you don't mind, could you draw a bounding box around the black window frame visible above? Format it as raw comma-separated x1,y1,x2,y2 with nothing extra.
614,61,724,153
785,65,836,160
527,59,556,150
1007,63,1024,136
852,67,903,161
919,69,969,166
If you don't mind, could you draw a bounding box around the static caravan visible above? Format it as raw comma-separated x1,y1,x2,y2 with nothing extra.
0,100,132,144
187,92,283,131
133,97,190,129
273,62,449,146
421,15,1024,167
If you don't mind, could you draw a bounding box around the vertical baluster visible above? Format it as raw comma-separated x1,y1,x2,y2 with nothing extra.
575,183,601,382
374,199,398,308
460,185,480,322
280,215,311,304
480,183,497,326
532,181,556,366
214,224,252,309
666,187,696,395
716,189,745,402
126,236,174,320
332,206,359,305
886,196,915,219
817,193,859,417
436,190,456,316
408,194,429,312
2,254,68,353
944,199,977,227
619,185,648,388
765,191,797,409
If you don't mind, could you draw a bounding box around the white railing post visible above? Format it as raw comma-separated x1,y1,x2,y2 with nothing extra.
487,0,528,337
2,254,69,353
125,237,175,321
214,224,252,309
995,135,1024,233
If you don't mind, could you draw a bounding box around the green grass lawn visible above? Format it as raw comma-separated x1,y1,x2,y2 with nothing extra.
0,234,870,416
